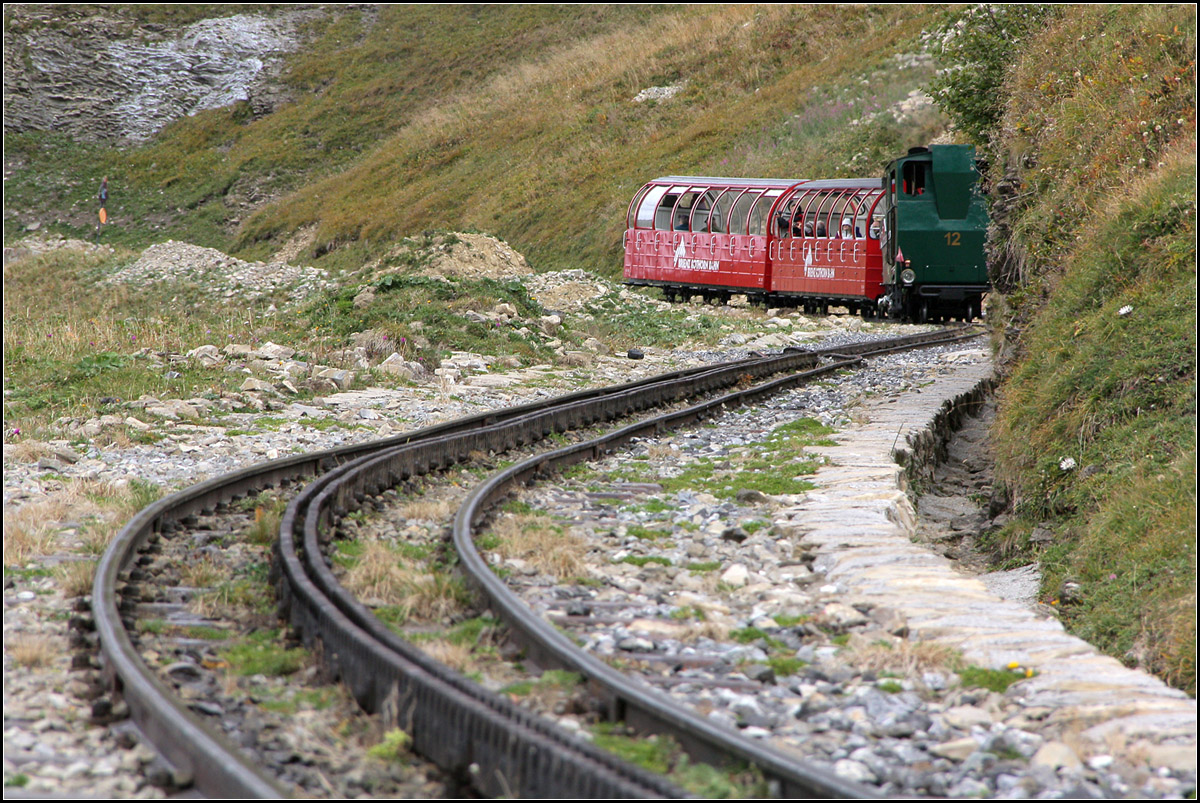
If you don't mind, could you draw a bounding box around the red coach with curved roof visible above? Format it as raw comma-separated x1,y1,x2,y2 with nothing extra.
623,176,885,312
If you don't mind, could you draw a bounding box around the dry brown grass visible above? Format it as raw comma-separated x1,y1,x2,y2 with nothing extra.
54,560,97,598
8,635,55,669
646,442,678,460
677,619,733,643
490,513,589,579
3,520,57,567
343,542,467,623
2,478,159,565
420,639,475,673
842,634,961,683
400,498,453,522
2,494,85,566
180,554,226,589
3,440,54,464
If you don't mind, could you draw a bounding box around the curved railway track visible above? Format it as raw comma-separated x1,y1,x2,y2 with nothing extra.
94,325,981,798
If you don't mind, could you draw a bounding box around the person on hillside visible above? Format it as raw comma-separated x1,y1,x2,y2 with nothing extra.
96,176,109,239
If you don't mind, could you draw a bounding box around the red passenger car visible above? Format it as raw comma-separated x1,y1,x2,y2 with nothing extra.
623,176,886,315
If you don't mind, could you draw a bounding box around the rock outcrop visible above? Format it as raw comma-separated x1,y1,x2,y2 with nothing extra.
3,6,319,143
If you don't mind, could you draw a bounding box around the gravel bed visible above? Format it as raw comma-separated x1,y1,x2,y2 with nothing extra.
484,339,1194,799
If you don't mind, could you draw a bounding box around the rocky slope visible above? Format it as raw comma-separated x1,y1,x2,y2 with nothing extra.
3,5,319,143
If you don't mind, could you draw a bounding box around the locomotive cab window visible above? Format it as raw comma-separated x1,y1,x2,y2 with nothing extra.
902,162,928,196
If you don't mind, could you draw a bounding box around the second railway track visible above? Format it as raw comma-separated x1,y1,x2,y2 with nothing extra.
94,326,994,797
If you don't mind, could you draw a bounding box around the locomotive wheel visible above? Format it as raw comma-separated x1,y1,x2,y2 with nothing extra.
918,301,929,324
964,302,975,322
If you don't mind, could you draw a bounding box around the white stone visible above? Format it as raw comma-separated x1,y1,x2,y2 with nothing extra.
720,564,749,587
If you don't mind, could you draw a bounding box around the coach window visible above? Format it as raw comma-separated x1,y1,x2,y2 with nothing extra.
814,193,835,237
671,192,698,231
654,188,689,230
728,190,760,236
748,190,782,236
636,186,668,229
688,190,715,231
709,190,736,233
627,186,651,229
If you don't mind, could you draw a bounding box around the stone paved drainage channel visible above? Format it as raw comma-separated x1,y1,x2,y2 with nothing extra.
489,343,1197,798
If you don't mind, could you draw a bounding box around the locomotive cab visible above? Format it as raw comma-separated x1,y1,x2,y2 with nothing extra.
881,145,989,322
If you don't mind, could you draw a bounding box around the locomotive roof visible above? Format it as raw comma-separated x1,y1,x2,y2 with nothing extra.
650,176,881,191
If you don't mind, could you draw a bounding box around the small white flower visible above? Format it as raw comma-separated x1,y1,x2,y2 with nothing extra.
1118,305,1134,316
1059,457,1077,471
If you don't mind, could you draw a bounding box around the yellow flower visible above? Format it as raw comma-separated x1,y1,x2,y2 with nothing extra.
1007,661,1021,670
1025,668,1035,678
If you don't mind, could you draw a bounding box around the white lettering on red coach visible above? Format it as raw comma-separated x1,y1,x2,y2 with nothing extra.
673,240,720,272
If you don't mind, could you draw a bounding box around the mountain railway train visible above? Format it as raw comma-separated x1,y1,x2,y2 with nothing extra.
622,145,989,322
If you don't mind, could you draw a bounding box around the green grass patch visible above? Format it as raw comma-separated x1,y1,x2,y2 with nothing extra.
729,627,786,650
221,630,307,676
367,728,413,762
181,625,229,641
619,555,672,568
625,524,669,541
256,687,340,715
955,665,1031,694
765,656,806,677
624,498,676,515
590,724,767,798
500,669,583,698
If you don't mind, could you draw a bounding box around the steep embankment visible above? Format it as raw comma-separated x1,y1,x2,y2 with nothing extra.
974,5,1196,694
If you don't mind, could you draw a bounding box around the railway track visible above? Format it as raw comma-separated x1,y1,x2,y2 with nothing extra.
93,325,982,798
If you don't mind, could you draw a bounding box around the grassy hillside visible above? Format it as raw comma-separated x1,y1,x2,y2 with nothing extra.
4,5,951,271
962,5,1196,694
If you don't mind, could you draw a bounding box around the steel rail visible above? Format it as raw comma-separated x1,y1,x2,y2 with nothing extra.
286,326,980,798
446,329,982,795
90,347,821,797
450,357,873,798
92,325,976,798
276,351,836,797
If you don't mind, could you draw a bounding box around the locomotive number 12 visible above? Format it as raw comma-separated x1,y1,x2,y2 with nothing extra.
945,232,961,246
